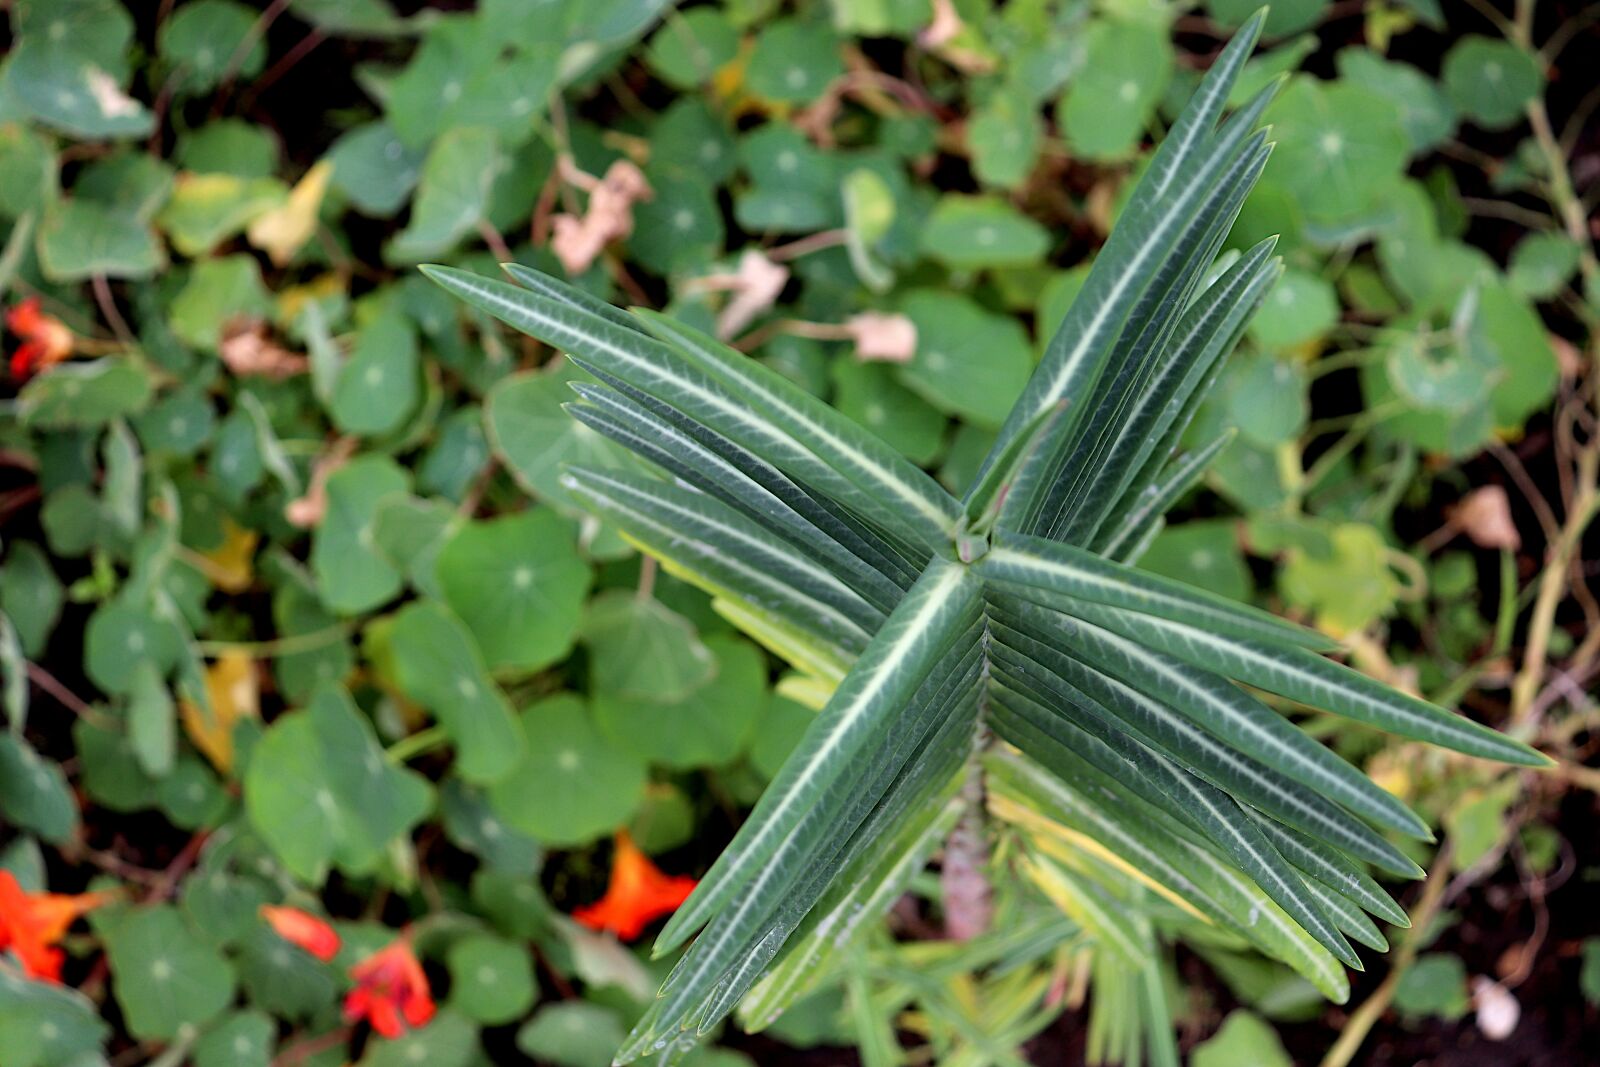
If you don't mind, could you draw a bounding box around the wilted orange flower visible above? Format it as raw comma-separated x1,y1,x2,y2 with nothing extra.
574,831,698,941
343,935,435,1039
261,905,341,962
0,871,114,983
5,297,74,380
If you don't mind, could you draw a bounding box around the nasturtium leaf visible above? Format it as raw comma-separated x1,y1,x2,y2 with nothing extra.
1280,522,1399,635
1334,50,1456,154
488,694,647,846
629,782,696,853
327,121,425,217
0,124,56,220
371,496,458,601
1059,18,1173,160
387,127,500,263
1248,268,1338,348
1225,351,1308,446
1383,322,1497,414
158,756,231,830
746,18,843,103
1442,36,1543,130
384,16,553,149
0,967,109,1067
177,120,279,178
106,905,236,1041
170,255,274,351
1207,0,1326,35
898,290,1034,427
968,89,1043,188
1192,1010,1293,1067
594,634,769,768
583,590,716,703
0,734,77,844
1138,520,1252,604
360,1008,476,1067
830,359,947,466
244,686,432,883
650,98,738,183
440,780,542,875
631,168,725,274
1445,777,1519,871
735,126,840,233
436,509,592,674
1263,79,1408,227
211,409,266,506
516,1000,628,1067
271,574,354,703
1471,282,1558,426
1507,232,1580,300
1209,436,1289,512
920,195,1051,270
157,173,287,257
84,600,182,696
446,934,537,1024
193,1010,276,1067
486,363,645,509
37,199,163,281
128,660,176,778
330,312,422,435
3,40,152,140
1,541,62,657
157,0,265,93
234,925,338,1020
74,714,160,812
310,455,410,615
1392,953,1470,1020
645,8,740,89
387,600,526,784
472,868,554,939
418,408,489,502
133,386,216,457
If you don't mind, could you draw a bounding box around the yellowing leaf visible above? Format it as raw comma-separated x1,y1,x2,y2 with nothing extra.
248,161,333,266
196,519,259,594
180,651,259,774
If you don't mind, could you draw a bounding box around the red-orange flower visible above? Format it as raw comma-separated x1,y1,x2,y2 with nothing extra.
261,905,341,962
343,935,435,1039
5,297,74,381
573,831,698,941
0,871,114,983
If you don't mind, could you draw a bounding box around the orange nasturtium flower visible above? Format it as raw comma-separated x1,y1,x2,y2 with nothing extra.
574,831,698,942
0,871,114,983
5,297,75,380
261,905,342,962
343,934,436,1039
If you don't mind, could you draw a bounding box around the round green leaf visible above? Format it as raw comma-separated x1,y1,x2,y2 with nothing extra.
446,934,537,1024
1247,269,1339,349
310,455,410,615
436,509,591,674
158,0,265,93
645,9,740,89
488,694,647,847
898,290,1034,427
745,19,842,104
387,600,527,784
106,906,237,1042
583,590,716,703
920,195,1051,270
1442,36,1543,130
594,635,768,768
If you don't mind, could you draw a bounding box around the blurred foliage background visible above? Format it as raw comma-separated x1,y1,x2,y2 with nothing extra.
0,0,1598,1064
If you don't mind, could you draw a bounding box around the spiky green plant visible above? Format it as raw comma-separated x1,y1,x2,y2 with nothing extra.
424,12,1546,1061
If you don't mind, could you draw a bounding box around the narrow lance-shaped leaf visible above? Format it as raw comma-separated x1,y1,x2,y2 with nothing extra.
1064,601,1550,766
